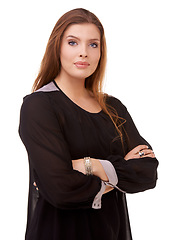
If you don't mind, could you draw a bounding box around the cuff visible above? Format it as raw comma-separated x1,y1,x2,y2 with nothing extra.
92,160,119,209
99,160,118,185
99,160,126,193
92,181,106,209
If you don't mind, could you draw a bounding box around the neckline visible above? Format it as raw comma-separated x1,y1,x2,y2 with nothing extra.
53,80,103,115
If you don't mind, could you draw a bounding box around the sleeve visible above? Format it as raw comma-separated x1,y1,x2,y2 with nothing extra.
92,159,121,209
19,93,102,210
105,98,159,193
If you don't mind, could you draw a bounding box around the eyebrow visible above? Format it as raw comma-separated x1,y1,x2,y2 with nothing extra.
66,35,100,42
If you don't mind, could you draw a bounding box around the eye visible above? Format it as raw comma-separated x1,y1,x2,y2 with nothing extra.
68,41,77,46
90,42,98,48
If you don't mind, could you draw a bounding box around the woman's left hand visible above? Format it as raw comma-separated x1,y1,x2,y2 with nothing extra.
124,145,155,161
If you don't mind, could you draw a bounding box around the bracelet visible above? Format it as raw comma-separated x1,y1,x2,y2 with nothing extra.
84,157,93,175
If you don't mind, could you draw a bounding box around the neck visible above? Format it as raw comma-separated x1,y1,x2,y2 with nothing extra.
55,71,90,100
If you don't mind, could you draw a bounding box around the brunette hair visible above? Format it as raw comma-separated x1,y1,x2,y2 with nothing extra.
32,8,128,153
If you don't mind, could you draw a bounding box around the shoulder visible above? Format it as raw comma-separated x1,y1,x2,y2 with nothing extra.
20,90,60,129
105,94,127,116
22,92,49,112
21,93,55,121
105,94,124,106
21,81,60,111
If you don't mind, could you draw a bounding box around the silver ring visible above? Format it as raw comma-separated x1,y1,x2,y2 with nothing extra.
139,151,145,157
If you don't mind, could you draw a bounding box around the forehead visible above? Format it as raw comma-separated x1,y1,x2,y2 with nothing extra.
64,23,101,40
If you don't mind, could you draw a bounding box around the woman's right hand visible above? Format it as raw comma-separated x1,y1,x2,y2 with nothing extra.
124,145,155,161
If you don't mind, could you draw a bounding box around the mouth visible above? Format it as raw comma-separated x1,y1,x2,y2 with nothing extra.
74,61,90,69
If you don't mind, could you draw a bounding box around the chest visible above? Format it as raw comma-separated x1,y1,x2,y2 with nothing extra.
57,107,125,159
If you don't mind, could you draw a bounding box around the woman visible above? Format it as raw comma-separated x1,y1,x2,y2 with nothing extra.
19,8,158,240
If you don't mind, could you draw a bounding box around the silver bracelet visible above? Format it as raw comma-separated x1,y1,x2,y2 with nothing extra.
84,157,93,175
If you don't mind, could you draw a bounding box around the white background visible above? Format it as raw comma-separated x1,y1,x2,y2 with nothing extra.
0,0,192,239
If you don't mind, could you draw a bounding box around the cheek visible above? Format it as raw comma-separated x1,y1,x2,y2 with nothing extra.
96,52,101,63
91,50,101,66
60,47,72,64
60,43,79,67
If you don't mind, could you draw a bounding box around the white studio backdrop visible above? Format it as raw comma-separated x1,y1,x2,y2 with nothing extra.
0,0,192,239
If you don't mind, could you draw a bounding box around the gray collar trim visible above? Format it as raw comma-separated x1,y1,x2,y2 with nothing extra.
35,81,59,93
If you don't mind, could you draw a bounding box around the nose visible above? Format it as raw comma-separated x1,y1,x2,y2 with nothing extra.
79,54,87,58
79,45,88,58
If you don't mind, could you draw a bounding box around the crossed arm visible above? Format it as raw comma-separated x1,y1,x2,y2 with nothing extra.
33,145,155,195
72,145,155,194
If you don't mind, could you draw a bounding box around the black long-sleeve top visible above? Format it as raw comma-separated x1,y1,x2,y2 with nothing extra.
19,80,158,240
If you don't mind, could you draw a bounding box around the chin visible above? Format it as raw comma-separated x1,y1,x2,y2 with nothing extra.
73,71,94,80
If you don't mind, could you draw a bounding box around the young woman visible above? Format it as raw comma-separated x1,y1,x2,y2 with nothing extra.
19,8,159,240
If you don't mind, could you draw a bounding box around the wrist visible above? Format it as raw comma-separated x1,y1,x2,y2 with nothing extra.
92,159,108,182
84,157,93,175
91,158,99,176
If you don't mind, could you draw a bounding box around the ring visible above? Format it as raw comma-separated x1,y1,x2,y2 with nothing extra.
139,151,145,157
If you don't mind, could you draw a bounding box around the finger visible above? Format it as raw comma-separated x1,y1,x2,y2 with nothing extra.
134,145,149,153
124,154,140,160
33,182,39,190
125,145,151,160
136,149,154,158
147,152,156,158
139,149,153,156
140,152,155,158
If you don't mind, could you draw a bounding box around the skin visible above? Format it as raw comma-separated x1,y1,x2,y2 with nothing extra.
55,23,102,114
34,23,155,194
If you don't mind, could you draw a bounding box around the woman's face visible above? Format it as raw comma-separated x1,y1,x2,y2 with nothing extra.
59,23,101,81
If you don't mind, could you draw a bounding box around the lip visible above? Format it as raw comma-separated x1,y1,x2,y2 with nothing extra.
74,61,90,68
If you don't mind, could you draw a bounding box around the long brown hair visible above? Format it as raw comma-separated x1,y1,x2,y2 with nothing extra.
32,8,128,153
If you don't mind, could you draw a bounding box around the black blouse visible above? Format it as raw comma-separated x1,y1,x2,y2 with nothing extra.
19,81,158,240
